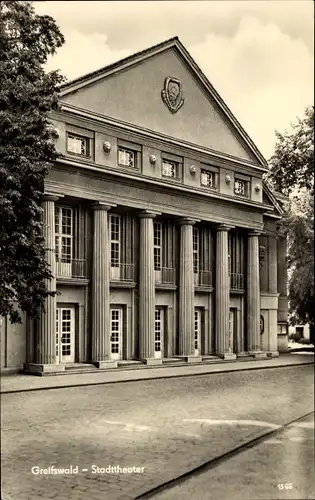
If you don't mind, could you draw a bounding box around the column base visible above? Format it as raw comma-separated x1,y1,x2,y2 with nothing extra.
141,358,163,366
217,353,237,360
267,351,280,358
248,351,268,359
236,352,251,358
93,360,118,369
177,355,203,363
23,363,66,376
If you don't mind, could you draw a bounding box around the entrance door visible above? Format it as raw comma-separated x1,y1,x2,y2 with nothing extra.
56,308,75,363
154,308,164,359
194,309,201,355
110,307,123,360
228,308,237,353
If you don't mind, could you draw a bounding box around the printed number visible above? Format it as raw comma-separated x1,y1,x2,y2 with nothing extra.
277,484,293,490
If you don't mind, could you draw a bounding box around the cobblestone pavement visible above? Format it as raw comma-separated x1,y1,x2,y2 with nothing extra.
1,365,314,500
156,413,315,500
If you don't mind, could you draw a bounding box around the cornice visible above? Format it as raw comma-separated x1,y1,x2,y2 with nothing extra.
57,104,269,174
54,156,273,214
46,177,264,231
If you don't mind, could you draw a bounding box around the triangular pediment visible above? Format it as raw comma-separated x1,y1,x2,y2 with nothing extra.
60,38,267,166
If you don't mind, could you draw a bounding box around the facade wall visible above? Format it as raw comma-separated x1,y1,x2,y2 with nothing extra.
2,43,289,373
0,314,27,370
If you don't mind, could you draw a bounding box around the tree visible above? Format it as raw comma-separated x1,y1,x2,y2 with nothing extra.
267,106,314,195
265,106,314,344
0,1,65,323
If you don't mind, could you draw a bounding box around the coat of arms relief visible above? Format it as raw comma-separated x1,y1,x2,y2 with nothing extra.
161,77,185,113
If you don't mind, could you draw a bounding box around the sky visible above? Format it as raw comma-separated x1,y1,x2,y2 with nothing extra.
34,1,314,160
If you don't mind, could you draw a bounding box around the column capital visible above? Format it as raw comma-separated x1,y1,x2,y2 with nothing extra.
248,229,263,237
178,217,199,226
91,202,116,211
42,193,61,203
216,224,234,232
138,210,161,220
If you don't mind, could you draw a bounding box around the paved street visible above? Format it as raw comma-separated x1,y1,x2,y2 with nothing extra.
1,365,314,500
155,413,315,500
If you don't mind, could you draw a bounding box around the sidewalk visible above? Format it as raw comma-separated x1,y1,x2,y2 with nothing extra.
1,353,313,394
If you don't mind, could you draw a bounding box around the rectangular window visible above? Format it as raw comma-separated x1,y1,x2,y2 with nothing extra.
162,160,177,178
118,148,135,168
110,214,121,268
55,207,73,263
66,133,90,157
234,178,249,197
154,222,162,271
201,170,215,187
193,227,199,274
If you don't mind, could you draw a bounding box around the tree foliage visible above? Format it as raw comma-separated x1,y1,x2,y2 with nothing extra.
267,106,314,195
0,1,65,323
266,107,314,335
282,192,314,326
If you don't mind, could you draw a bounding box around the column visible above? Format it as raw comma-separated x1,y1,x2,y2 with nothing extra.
215,225,235,359
247,230,267,357
178,218,198,361
268,236,279,356
25,194,64,373
92,203,116,367
138,211,161,365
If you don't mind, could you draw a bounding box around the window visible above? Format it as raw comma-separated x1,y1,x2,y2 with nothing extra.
277,323,288,335
66,133,90,157
161,152,182,180
154,222,162,271
117,139,142,170
234,178,249,197
201,170,214,187
200,167,218,189
110,215,120,268
193,227,199,274
118,148,135,168
55,207,73,263
162,160,177,178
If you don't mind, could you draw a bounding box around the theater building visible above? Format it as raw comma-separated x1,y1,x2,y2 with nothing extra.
0,37,288,375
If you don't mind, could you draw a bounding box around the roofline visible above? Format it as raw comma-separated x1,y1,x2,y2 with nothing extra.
262,180,286,215
60,36,268,167
60,36,179,91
